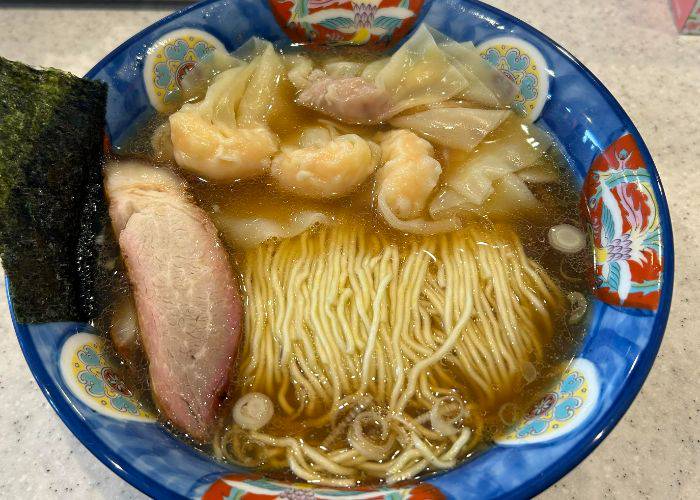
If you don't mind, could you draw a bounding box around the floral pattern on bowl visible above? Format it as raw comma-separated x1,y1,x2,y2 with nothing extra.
7,0,673,498
582,133,662,309
198,473,444,499
496,358,600,445
267,0,428,47
59,332,155,422
143,28,226,112
477,36,550,120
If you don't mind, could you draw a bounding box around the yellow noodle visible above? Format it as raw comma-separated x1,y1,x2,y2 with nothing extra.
223,223,562,485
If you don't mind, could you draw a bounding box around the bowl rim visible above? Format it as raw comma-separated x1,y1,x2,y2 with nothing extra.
8,0,674,499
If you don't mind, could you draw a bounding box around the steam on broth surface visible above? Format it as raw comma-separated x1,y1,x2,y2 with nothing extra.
106,25,591,487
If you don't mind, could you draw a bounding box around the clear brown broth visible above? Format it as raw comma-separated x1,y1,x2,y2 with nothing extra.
108,53,593,485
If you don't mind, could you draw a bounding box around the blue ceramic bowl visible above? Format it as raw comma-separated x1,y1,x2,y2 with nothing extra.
8,0,673,498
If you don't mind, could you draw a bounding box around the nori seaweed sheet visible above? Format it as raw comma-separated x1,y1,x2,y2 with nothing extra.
0,56,107,323
76,151,122,321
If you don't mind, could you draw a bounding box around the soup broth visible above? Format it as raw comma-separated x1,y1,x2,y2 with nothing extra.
104,27,592,488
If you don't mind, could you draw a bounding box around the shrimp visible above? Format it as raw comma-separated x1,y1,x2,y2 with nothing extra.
377,129,441,219
376,129,460,234
271,126,380,199
168,49,281,182
169,111,278,182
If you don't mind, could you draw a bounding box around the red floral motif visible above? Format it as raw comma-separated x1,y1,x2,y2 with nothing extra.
201,478,235,500
581,133,662,309
202,473,278,500
175,61,197,86
407,483,446,499
101,367,132,396
526,393,557,419
202,473,445,499
268,0,426,48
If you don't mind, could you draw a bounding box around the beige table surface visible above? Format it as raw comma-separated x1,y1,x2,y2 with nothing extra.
0,1,698,498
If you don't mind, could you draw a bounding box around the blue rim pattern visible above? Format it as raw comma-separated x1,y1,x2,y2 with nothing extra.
7,0,674,499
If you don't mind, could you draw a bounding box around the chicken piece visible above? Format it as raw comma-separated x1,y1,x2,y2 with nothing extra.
104,160,243,440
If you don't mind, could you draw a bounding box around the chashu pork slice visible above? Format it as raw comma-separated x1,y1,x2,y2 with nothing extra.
104,160,242,441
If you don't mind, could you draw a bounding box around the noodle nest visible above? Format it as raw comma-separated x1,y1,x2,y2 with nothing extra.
216,223,563,485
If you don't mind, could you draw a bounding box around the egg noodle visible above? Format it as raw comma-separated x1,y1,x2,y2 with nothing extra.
215,223,563,485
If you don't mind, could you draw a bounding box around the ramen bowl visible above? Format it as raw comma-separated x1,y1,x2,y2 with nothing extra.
7,0,673,498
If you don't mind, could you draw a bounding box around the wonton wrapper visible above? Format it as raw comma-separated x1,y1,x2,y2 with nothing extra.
187,64,255,130
323,60,365,79
483,173,544,216
237,41,286,127
390,106,511,152
517,163,559,183
429,118,553,218
177,38,285,129
215,211,332,249
360,58,389,82
374,25,468,116
167,39,286,181
292,26,470,122
286,25,517,125
428,27,518,109
179,50,244,103
282,54,365,90
371,26,517,114
283,54,315,90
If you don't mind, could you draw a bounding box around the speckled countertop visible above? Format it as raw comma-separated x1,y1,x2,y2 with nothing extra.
0,1,698,498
